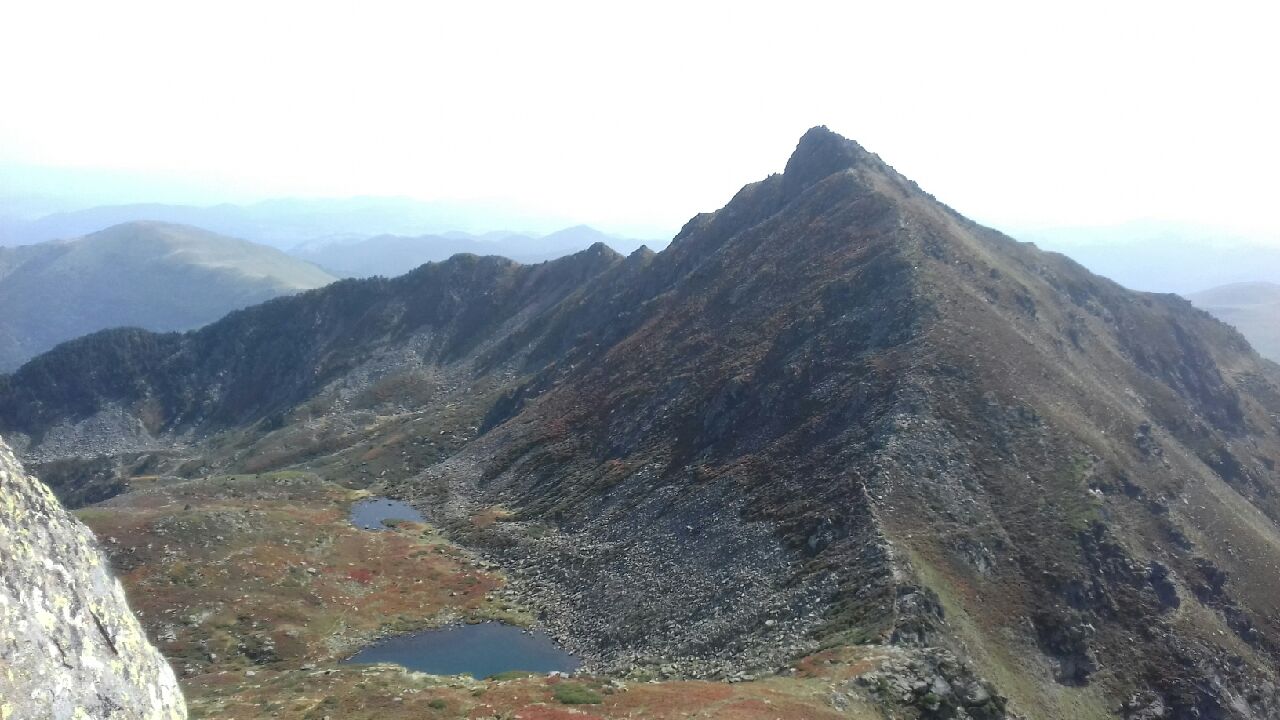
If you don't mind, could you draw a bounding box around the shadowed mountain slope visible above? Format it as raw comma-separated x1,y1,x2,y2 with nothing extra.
3,128,1280,718
0,242,623,452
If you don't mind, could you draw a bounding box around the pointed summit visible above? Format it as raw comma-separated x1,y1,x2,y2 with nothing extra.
781,125,874,199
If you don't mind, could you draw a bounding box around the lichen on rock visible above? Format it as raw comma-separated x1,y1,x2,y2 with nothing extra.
0,436,186,719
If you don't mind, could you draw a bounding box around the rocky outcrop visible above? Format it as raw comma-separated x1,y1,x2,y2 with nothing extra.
0,437,185,719
856,647,1009,719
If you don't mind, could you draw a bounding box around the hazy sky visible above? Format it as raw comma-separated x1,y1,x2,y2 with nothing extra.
1,1,1277,239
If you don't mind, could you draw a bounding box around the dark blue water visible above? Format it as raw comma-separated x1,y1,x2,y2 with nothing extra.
349,497,425,530
342,622,581,678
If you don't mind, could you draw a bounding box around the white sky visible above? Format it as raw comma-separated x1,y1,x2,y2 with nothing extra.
1,0,1277,238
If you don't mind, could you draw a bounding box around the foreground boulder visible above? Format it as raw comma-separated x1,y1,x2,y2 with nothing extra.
0,437,185,719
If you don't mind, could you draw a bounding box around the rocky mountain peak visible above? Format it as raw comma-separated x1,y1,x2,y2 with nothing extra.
781,125,876,199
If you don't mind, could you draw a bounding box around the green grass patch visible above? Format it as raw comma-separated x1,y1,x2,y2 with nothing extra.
553,683,603,705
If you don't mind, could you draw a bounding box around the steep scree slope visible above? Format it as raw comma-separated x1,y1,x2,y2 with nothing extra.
405,128,1280,717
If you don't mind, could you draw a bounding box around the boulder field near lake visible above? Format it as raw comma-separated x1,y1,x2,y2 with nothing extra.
2,128,1280,719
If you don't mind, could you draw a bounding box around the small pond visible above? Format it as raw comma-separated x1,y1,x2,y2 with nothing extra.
342,622,581,678
349,497,425,530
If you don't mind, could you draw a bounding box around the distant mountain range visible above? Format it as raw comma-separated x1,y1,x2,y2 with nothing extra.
1017,222,1280,294
0,196,665,251
1188,281,1280,363
292,224,656,278
0,221,334,370
0,207,660,369
14,190,1279,299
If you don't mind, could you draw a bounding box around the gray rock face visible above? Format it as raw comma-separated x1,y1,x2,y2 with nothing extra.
0,437,186,719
